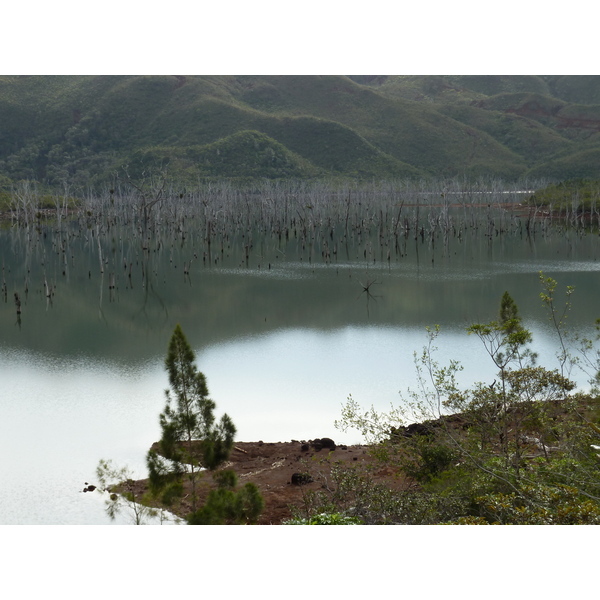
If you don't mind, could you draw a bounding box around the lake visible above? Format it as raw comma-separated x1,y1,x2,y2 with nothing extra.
1,186,600,523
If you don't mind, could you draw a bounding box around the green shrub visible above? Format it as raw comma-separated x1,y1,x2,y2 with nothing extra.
283,513,363,525
160,481,184,506
213,469,238,489
186,482,264,525
474,484,600,524
403,438,457,483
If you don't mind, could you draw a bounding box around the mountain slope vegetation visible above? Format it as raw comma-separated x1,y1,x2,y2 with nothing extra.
1,74,600,189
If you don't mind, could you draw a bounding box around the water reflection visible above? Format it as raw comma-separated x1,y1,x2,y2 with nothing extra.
0,352,166,524
1,203,600,523
1,317,596,524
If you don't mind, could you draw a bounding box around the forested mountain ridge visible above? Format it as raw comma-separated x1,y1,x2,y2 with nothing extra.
1,74,599,190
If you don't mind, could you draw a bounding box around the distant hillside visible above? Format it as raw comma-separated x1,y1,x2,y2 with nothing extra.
1,75,600,189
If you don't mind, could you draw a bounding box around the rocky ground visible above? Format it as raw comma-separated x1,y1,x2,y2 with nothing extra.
130,438,411,524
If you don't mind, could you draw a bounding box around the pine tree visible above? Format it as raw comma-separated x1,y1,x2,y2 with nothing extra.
147,324,236,510
186,470,265,525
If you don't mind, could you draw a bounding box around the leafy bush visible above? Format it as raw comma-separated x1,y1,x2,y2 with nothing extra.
405,439,457,483
160,481,184,506
474,484,600,525
283,513,363,525
186,481,264,525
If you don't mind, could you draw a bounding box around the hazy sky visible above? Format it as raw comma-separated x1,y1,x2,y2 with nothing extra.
5,2,595,75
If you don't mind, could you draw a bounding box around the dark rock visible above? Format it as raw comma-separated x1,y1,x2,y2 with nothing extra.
320,437,336,450
390,413,470,440
291,472,313,485
391,421,436,438
310,437,336,451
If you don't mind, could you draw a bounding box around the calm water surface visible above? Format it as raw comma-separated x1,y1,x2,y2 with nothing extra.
1,213,599,523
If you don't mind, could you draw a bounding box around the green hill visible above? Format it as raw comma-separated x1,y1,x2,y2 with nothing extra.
1,75,600,189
